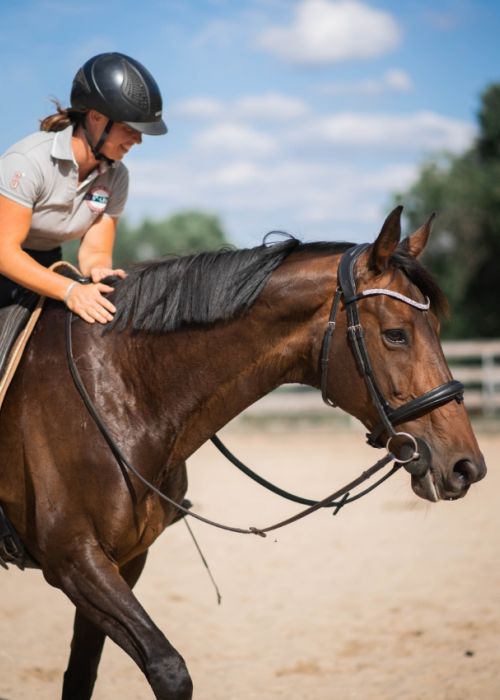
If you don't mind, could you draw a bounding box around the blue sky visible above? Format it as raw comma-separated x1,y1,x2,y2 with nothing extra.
2,0,499,247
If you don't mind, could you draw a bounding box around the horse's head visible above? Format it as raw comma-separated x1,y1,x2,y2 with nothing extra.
327,206,486,502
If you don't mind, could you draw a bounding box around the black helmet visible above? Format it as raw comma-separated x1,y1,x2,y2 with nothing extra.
71,52,167,135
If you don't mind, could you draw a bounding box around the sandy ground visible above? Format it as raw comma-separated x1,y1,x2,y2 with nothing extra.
0,421,499,700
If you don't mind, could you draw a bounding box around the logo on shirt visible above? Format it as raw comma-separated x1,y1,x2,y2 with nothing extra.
85,186,110,213
10,171,24,190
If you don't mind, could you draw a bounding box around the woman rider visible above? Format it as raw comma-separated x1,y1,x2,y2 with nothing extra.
0,52,167,324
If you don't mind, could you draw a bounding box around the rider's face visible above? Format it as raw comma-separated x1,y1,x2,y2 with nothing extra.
100,122,142,160
86,111,143,160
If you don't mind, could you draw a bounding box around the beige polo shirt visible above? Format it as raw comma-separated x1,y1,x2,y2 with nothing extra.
0,125,129,251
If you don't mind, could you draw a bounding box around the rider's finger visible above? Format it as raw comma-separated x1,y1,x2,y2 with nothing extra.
91,306,114,324
97,296,116,314
78,309,96,324
96,283,115,294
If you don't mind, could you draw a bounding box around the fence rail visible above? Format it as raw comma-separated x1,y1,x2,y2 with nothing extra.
443,339,500,415
242,339,500,419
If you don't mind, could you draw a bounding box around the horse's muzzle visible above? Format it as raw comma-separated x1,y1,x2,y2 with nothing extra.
405,438,487,502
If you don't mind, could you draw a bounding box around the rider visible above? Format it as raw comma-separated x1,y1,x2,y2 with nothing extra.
0,52,167,324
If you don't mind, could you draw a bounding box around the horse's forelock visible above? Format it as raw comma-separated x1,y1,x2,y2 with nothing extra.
391,249,449,318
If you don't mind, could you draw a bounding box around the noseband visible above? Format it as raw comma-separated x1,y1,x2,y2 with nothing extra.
320,243,464,462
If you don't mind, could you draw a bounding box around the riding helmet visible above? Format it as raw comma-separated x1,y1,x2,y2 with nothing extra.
70,52,167,135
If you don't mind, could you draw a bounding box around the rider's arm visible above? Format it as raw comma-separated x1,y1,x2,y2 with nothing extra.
0,195,116,324
0,194,71,300
78,214,126,283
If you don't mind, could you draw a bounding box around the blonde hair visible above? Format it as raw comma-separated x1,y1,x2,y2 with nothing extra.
39,99,84,132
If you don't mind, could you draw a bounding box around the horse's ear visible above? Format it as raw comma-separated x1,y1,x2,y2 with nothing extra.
402,213,435,258
368,205,402,272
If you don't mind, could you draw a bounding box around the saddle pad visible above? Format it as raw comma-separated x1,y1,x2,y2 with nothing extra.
0,261,81,410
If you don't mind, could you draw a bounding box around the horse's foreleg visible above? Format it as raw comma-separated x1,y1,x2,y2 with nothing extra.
55,544,192,700
61,551,149,700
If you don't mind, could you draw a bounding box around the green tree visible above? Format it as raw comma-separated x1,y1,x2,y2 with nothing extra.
394,84,500,338
63,209,231,269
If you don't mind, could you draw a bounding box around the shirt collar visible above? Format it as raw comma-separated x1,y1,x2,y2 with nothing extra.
51,123,117,171
51,124,76,163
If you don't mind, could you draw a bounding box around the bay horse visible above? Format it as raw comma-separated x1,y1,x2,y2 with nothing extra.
0,206,486,699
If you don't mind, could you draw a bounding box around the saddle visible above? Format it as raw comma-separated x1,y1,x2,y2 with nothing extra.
0,263,84,570
0,289,40,407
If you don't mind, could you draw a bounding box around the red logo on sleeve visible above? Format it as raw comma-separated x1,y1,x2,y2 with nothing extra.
10,171,24,189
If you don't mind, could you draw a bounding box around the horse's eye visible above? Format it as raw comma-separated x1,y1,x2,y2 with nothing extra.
383,328,408,345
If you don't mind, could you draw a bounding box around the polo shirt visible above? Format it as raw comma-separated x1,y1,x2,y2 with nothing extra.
0,125,129,251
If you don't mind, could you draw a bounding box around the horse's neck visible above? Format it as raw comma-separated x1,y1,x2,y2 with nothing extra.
169,253,338,460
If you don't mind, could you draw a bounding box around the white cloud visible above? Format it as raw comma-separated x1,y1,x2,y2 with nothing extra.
385,69,412,92
193,122,278,156
289,111,475,153
172,92,309,122
171,97,224,120
126,98,474,248
256,0,402,65
234,93,309,121
191,18,240,48
318,69,412,96
127,153,419,247
424,9,463,31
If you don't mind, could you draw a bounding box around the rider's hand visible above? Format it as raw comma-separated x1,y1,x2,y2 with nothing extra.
64,281,117,324
89,267,127,283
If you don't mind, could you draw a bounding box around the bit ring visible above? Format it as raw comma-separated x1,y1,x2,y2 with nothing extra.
386,432,420,465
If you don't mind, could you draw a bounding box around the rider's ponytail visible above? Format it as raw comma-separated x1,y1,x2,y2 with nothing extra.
39,99,83,132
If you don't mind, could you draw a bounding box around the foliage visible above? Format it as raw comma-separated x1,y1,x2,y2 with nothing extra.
63,209,231,269
394,84,500,338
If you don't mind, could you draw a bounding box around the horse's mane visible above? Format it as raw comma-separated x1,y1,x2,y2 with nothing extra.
106,236,446,333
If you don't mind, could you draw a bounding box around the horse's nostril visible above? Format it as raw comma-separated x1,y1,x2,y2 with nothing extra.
452,459,477,485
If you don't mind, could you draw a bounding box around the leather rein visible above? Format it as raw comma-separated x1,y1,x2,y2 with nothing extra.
65,243,464,537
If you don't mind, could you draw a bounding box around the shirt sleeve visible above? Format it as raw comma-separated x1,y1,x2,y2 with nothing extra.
0,152,43,208
105,164,129,218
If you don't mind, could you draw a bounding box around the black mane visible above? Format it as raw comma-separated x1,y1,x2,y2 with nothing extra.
106,237,445,333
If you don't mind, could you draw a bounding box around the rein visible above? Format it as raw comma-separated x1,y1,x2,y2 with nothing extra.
64,306,400,537
209,434,399,511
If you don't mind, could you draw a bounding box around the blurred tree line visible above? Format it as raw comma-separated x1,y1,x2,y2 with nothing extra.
394,84,500,338
63,210,230,268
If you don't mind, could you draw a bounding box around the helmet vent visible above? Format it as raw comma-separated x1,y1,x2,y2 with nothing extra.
122,61,150,113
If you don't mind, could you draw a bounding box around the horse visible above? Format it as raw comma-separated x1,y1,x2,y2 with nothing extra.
0,206,486,699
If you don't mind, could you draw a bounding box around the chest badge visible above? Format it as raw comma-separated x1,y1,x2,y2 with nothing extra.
85,186,110,213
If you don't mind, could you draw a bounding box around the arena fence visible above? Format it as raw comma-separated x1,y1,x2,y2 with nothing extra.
443,339,500,416
239,339,500,421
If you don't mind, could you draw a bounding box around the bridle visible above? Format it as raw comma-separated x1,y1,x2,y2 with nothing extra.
320,243,464,470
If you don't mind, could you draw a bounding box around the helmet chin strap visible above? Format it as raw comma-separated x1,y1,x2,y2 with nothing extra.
81,118,115,166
